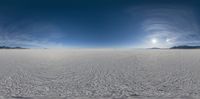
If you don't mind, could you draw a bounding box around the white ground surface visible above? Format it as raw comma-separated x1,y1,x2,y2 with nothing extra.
0,49,200,99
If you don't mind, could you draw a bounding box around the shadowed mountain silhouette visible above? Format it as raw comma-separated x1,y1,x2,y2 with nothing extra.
170,45,200,49
149,47,161,49
0,46,27,49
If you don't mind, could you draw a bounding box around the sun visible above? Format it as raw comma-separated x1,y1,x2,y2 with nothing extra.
166,38,171,43
151,38,158,44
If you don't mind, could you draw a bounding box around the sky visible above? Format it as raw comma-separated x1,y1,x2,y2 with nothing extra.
0,0,200,48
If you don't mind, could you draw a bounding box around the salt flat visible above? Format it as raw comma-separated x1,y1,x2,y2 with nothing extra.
0,49,200,99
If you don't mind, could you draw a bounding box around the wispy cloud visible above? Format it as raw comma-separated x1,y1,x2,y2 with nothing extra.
130,5,200,48
142,6,200,47
0,19,65,48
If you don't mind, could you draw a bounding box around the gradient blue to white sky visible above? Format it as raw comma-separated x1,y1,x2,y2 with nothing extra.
0,0,200,48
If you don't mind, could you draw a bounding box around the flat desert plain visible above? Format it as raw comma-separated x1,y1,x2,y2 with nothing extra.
0,49,200,99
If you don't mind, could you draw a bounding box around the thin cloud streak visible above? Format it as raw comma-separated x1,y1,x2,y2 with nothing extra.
0,19,65,48
141,6,200,47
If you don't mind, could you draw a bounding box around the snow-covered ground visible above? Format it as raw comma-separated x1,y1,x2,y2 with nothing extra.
0,49,200,99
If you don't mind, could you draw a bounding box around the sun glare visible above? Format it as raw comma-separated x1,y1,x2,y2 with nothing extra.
151,38,157,44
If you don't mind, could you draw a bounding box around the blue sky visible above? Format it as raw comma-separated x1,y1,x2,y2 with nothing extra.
0,0,200,48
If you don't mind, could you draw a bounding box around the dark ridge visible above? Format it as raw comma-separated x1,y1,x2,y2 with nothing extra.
170,45,200,49
149,47,161,49
0,46,27,49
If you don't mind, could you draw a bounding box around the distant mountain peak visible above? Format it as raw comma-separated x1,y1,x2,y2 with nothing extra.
0,46,27,49
170,45,200,49
150,47,161,49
